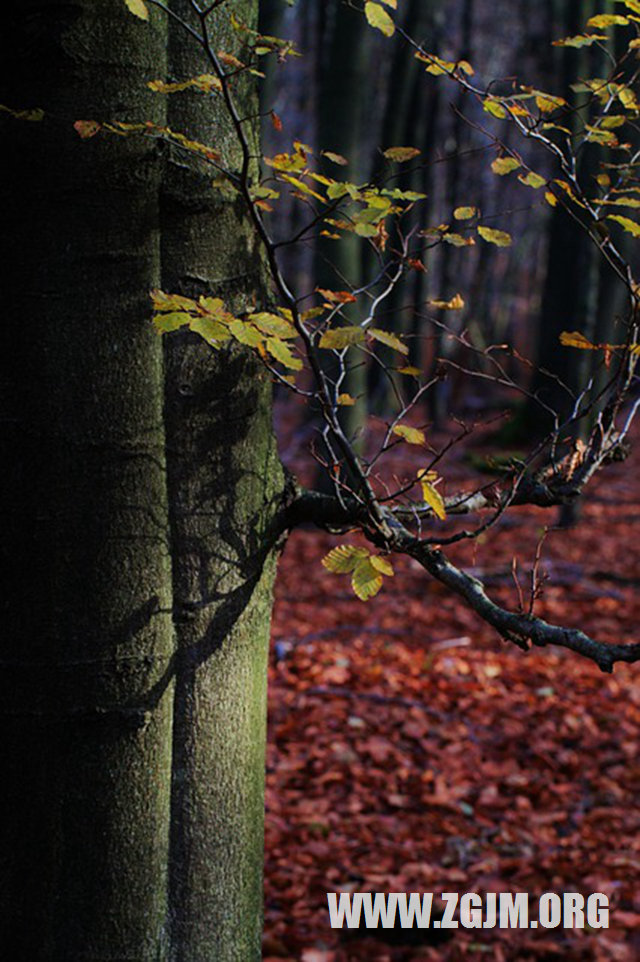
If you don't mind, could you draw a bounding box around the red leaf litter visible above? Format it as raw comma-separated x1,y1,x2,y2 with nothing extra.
264,415,640,961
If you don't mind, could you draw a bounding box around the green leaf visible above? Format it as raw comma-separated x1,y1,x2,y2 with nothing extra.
265,337,303,370
124,0,149,20
322,544,370,573
607,214,640,237
392,424,426,445
368,328,409,354
318,326,365,350
477,226,512,247
352,558,384,600
365,1,395,36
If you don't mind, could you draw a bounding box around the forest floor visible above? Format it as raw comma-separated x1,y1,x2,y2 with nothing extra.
263,407,640,962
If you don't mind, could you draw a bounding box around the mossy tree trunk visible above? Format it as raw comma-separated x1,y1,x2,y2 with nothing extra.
0,1,284,960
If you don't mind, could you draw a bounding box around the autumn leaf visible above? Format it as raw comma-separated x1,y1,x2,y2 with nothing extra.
454,206,478,220
365,1,395,36
587,13,629,27
607,214,640,237
383,146,420,162
368,328,409,354
322,150,348,166
519,172,546,189
265,337,303,370
74,119,102,139
418,470,446,519
123,0,149,20
483,99,508,119
392,424,426,445
370,556,394,576
477,226,512,247
318,327,365,350
429,293,465,310
352,558,384,600
560,331,597,350
491,157,521,175
322,544,370,573
316,289,357,304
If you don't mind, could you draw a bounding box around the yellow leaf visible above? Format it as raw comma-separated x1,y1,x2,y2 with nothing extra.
483,99,507,119
370,556,394,576
454,206,478,220
189,316,231,346
318,327,365,350
124,0,149,20
228,319,264,347
280,174,325,202
352,559,384,600
368,328,409,354
545,190,558,207
428,293,465,310
477,226,512,247
392,424,426,445
553,33,607,48
383,146,421,162
153,312,192,334
148,74,222,94
151,289,198,312
587,14,630,27
322,151,348,166
249,312,297,339
491,157,521,175
322,544,369,573
418,471,446,520
443,233,475,247
607,214,640,237
398,365,422,377
559,331,597,350
265,337,303,370
365,1,395,36
337,393,356,406
518,172,546,189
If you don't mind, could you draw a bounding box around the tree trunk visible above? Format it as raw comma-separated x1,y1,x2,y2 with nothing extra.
0,2,175,958
161,4,285,960
0,1,284,960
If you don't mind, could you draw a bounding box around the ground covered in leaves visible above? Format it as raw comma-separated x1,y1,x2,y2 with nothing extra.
263,417,640,962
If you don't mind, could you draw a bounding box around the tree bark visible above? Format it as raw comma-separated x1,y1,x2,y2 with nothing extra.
161,4,285,960
0,1,175,958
